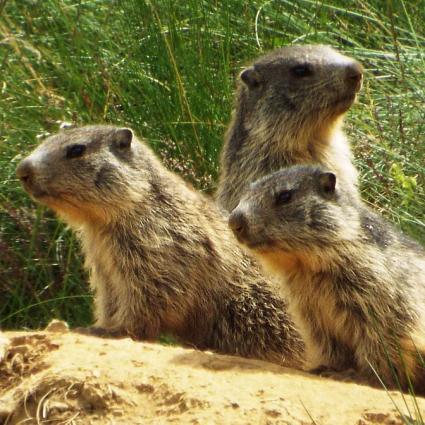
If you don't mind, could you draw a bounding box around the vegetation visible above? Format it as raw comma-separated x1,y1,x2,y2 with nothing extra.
0,0,423,335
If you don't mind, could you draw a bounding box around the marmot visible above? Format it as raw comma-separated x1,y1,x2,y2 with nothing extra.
217,45,363,212
16,125,304,366
228,165,425,393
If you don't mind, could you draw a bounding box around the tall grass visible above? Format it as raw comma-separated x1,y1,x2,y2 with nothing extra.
0,0,423,333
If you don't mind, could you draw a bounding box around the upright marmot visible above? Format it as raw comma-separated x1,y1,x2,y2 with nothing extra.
229,164,425,393
16,125,303,366
217,45,363,212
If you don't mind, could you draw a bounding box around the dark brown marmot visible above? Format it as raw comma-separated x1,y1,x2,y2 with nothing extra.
228,164,425,394
16,125,304,366
217,45,363,212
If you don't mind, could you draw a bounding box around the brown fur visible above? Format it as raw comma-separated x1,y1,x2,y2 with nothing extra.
16,125,304,366
217,45,363,212
229,165,425,394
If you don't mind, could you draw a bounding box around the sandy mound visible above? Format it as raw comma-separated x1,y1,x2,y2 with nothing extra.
0,325,423,424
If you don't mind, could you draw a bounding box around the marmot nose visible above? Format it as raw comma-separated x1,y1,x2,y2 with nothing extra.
228,210,248,240
16,159,34,184
345,62,363,86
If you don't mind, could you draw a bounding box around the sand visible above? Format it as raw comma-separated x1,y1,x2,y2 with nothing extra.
0,323,423,424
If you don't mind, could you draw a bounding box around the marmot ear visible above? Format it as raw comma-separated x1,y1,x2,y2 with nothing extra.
319,172,336,194
240,67,262,89
114,128,133,149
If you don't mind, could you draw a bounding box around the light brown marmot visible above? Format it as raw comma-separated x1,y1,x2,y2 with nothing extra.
16,125,304,366
217,45,363,212
228,164,425,394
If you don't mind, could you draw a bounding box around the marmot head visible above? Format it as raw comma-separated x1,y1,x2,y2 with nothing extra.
237,45,363,139
228,165,357,255
16,126,150,226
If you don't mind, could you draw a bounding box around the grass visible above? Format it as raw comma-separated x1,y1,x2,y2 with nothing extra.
0,0,424,337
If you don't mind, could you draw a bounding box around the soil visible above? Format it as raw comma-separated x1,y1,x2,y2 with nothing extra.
0,322,423,424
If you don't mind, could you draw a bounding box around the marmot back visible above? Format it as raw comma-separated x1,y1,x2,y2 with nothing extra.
228,164,425,394
16,125,304,367
217,45,363,212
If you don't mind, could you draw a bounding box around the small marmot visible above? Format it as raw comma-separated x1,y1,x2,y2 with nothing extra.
228,164,425,393
16,125,304,366
217,45,363,212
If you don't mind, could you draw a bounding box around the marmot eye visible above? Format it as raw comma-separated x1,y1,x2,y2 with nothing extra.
66,144,86,159
291,64,313,77
275,190,292,205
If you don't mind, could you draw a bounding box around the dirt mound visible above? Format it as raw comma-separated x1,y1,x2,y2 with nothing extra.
0,325,423,424
0,333,58,394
